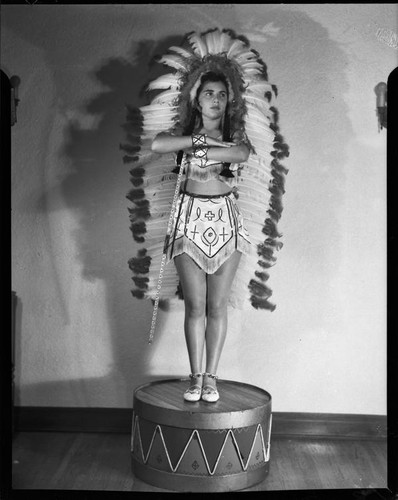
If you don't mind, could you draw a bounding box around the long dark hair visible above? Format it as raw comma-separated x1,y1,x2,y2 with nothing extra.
177,71,233,176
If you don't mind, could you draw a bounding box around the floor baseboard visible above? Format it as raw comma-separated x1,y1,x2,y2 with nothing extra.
13,406,387,440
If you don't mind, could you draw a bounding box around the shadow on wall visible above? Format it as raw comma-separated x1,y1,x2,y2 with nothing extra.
58,36,184,400
252,8,352,329
25,35,185,407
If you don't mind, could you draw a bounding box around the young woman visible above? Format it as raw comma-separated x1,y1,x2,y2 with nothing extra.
151,72,251,402
125,28,289,404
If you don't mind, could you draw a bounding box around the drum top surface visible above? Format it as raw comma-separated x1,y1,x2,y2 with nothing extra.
134,379,271,414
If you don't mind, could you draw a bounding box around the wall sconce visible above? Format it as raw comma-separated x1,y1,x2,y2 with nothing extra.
10,75,21,126
374,82,387,131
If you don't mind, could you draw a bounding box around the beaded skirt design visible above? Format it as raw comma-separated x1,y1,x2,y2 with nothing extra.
165,190,251,274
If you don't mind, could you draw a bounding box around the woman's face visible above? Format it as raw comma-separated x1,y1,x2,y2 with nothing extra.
197,80,228,122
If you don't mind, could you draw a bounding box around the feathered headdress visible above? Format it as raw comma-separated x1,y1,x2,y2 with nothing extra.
122,28,290,324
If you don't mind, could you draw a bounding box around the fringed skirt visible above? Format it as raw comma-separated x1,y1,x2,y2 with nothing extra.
165,189,251,274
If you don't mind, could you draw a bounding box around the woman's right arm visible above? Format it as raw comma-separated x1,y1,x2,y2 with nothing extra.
151,133,234,153
151,133,193,153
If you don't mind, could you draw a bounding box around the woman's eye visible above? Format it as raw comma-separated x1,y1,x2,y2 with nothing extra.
206,93,225,97
202,90,227,99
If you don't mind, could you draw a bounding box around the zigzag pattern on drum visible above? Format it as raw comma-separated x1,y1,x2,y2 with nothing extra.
131,413,272,476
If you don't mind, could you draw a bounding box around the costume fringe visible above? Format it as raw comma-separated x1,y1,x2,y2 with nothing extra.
166,230,251,276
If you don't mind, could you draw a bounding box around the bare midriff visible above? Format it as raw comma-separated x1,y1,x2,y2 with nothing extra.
184,178,232,196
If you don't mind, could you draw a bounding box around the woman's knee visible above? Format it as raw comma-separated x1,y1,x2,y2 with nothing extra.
185,297,206,319
207,299,228,319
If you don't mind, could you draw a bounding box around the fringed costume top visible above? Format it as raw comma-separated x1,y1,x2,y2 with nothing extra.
181,153,226,183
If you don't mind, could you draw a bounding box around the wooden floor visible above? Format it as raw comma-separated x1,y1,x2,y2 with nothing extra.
11,431,387,492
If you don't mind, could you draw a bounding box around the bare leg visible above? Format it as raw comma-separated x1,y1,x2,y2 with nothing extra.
204,251,241,389
174,253,207,379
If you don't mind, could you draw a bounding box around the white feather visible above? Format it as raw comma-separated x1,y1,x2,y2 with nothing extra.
246,80,270,91
145,187,177,199
158,54,189,72
226,39,246,59
240,64,264,76
239,60,263,69
143,108,177,120
140,103,178,111
236,168,272,184
245,106,272,125
147,73,180,91
134,150,156,163
143,159,175,171
246,83,273,97
142,118,177,129
219,31,234,54
143,119,176,129
245,133,274,149
237,194,272,211
143,116,174,126
239,186,272,203
246,119,271,138
245,95,272,113
234,49,257,63
250,147,274,162
204,30,221,54
241,167,272,185
142,174,178,187
140,104,178,114
245,124,274,139
143,114,178,124
241,67,263,77
188,32,208,58
168,45,195,59
151,89,181,105
239,201,273,220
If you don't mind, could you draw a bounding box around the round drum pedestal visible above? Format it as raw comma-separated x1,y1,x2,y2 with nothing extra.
131,379,272,492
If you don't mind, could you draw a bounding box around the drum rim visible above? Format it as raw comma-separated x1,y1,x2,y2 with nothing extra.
134,378,271,400
133,378,272,429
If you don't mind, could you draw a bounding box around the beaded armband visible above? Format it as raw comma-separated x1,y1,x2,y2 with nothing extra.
191,133,207,148
192,134,209,167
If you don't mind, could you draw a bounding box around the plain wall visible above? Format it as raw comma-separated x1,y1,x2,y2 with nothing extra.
4,4,395,413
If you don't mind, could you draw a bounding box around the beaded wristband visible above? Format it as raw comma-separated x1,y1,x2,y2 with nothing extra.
193,144,209,167
191,133,207,148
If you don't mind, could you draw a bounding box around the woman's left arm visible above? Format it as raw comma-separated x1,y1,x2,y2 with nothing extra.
206,143,249,163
